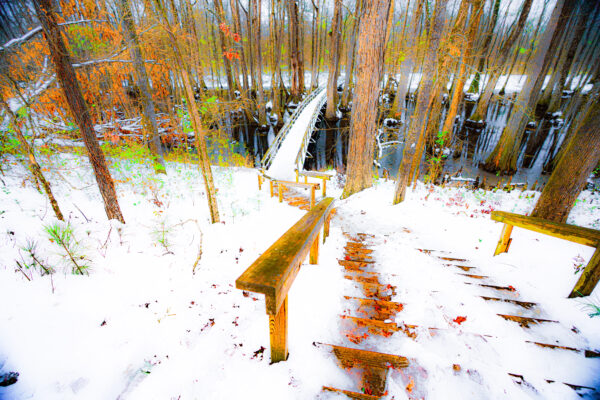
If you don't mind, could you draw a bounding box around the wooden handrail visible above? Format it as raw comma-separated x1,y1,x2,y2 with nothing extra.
236,197,335,362
295,169,334,196
490,211,600,297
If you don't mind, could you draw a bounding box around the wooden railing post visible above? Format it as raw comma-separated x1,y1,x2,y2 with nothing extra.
569,245,600,298
258,174,263,190
322,177,327,197
269,296,288,363
310,233,320,264
310,186,315,209
323,214,331,243
269,180,274,197
494,224,513,256
295,169,299,183
278,183,283,203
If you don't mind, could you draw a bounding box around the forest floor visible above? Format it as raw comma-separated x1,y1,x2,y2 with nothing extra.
0,153,599,399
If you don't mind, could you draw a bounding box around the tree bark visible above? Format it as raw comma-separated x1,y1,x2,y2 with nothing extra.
34,0,125,223
325,0,342,120
341,0,391,199
393,0,447,204
120,0,166,174
531,101,600,223
288,0,304,102
441,0,483,138
340,0,362,110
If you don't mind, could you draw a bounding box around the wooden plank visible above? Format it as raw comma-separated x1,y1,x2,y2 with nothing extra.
274,180,320,190
315,342,409,369
497,314,558,328
479,296,537,309
298,170,333,179
236,198,335,315
269,296,288,363
491,211,600,247
309,232,320,264
322,386,382,400
494,223,513,255
569,245,600,297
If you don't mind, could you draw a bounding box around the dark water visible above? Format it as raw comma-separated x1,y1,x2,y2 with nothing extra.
223,93,575,188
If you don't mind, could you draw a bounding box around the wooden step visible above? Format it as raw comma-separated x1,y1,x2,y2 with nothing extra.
344,274,380,285
340,315,417,339
459,273,488,279
339,259,375,270
315,342,409,370
349,281,396,301
497,314,558,328
343,296,404,321
465,282,518,292
445,264,475,271
346,241,371,249
525,341,600,358
322,386,382,400
480,296,537,309
438,256,467,262
344,246,374,254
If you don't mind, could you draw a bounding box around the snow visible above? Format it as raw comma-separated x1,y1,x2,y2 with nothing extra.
1,153,599,399
266,89,326,181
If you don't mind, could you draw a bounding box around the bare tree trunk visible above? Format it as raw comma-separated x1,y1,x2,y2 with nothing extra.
153,0,220,223
214,0,237,100
341,0,391,198
231,0,249,93
441,0,483,138
470,0,533,122
34,0,125,223
340,0,362,110
0,98,64,221
393,0,447,204
288,0,303,102
531,101,600,223
482,0,567,175
468,0,501,94
325,0,342,120
120,0,166,174
251,0,267,125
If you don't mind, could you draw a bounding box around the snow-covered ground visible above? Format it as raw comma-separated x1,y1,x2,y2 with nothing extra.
0,154,598,399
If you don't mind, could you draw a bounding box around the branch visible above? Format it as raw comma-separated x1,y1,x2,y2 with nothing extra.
72,58,157,68
0,20,108,52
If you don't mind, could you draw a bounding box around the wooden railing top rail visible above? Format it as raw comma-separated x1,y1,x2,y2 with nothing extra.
491,210,600,297
236,197,335,315
491,211,600,247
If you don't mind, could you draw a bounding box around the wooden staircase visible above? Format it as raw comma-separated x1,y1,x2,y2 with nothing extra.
318,233,416,399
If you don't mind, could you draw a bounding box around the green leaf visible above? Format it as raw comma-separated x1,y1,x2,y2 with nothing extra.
519,47,527,54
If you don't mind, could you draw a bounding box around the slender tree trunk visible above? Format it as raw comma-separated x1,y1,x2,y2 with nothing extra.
482,0,567,175
0,98,64,221
531,101,600,223
153,0,220,223
120,0,166,174
34,0,125,223
251,0,266,125
309,0,320,90
231,0,249,93
288,0,303,102
325,0,342,120
393,0,447,204
340,0,362,110
470,0,533,122
468,0,501,94
341,0,392,198
441,0,483,138
214,0,237,100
